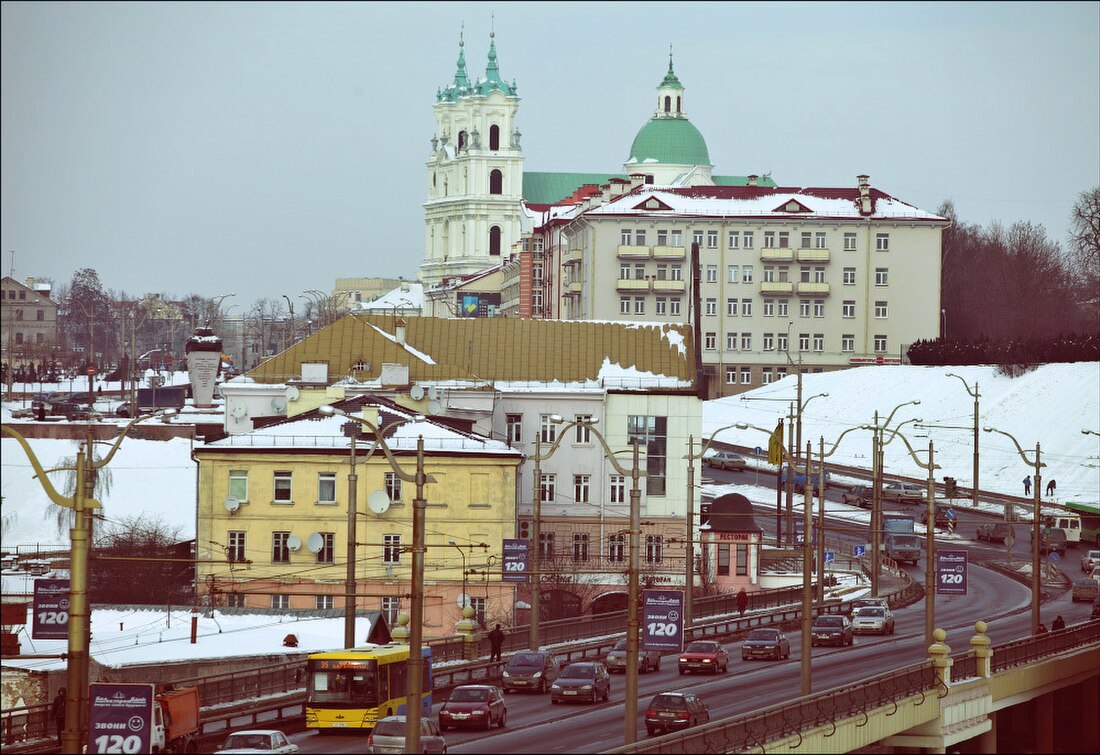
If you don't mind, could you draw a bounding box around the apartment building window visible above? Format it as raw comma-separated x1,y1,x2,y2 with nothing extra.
740,367,752,384
634,297,645,315
381,597,400,625
777,333,789,351
726,332,737,350
777,299,789,317
844,233,857,251
620,297,631,314
763,333,775,351
656,264,668,280
800,300,811,318
621,229,632,245
706,298,717,316
726,366,737,384
619,263,631,279
645,534,664,564
736,544,749,575
532,290,543,311
742,266,753,283
533,262,544,282
540,473,556,504
876,233,890,251
813,334,824,352
228,470,248,502
743,231,754,249
800,266,811,283
575,416,592,443
540,414,557,443
610,475,625,504
875,268,889,286
763,231,776,248
671,265,683,281
670,230,683,246
655,297,667,315
634,263,645,280
779,231,790,248
813,300,825,317
707,230,719,248
763,299,774,317
506,413,522,444
628,415,668,496
539,532,555,561
776,366,787,379
814,267,826,283
741,299,752,316
470,597,487,627
316,595,335,610
842,334,855,352
608,533,625,563
271,595,291,610
706,264,718,283
727,265,738,283
272,532,290,563
726,298,737,316
693,230,704,248
573,533,590,562
670,298,682,315
874,335,888,352
657,230,668,245
704,332,716,350
800,232,812,249
843,300,856,318
317,532,335,564
635,230,646,246
799,333,810,351
317,472,336,504
728,231,740,249
875,301,889,319
383,534,402,564
843,267,856,285
226,593,245,608
778,266,790,282
762,368,774,384
273,471,292,504
385,472,402,502
741,332,752,350
574,474,591,504
815,232,827,249
227,531,246,562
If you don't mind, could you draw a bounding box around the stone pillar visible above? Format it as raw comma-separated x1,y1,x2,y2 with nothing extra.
974,710,997,754
1034,693,1053,753
392,612,410,644
928,627,953,688
455,605,478,661
970,620,992,677
1081,677,1100,753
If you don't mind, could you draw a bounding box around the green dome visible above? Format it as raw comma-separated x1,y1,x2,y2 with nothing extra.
627,117,710,166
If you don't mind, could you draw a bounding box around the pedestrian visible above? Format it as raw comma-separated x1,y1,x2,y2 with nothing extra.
487,623,505,662
1046,479,1056,497
736,588,748,617
1036,623,1048,634
1022,475,1031,496
1052,615,1065,631
51,688,66,745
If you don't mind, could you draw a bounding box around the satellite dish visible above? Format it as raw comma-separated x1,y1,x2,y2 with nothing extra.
224,497,240,514
271,397,288,412
285,385,300,401
230,402,247,419
428,399,442,415
306,532,325,554
427,386,440,401
367,490,391,515
456,593,471,609
286,534,302,552
410,384,426,401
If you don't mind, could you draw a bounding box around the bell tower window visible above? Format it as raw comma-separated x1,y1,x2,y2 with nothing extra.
676,96,681,113
490,226,502,256
489,169,503,195
458,130,467,151
490,125,500,151
664,95,671,113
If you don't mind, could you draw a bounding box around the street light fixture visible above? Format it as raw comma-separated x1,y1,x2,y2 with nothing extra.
2,408,176,751
448,540,468,612
984,426,1045,635
813,425,870,599
945,373,984,518
319,403,433,753
1083,429,1100,437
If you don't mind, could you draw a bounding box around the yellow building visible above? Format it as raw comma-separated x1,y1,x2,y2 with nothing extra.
194,395,522,635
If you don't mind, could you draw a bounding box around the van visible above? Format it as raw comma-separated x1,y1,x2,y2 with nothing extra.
1042,513,1082,545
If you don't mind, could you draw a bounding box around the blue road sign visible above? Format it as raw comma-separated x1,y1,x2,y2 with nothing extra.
754,446,763,456
825,550,836,563
946,508,956,519
1048,552,1061,563
853,544,867,558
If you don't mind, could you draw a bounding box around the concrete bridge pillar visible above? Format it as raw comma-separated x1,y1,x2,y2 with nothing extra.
928,627,952,687
969,620,991,677
974,710,997,754
1034,693,1054,753
1081,676,1100,752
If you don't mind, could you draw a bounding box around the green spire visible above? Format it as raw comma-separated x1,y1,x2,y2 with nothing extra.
452,28,470,90
477,29,516,96
660,45,682,89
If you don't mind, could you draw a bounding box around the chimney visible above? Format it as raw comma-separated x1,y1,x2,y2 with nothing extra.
747,174,759,187
857,174,872,216
628,173,646,191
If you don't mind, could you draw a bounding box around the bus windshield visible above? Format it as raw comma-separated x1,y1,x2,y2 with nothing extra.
308,660,378,706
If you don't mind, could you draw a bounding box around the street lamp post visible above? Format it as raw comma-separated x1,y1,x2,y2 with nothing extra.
281,294,295,351
343,422,361,649
448,540,468,612
320,404,433,753
2,409,176,751
813,426,868,599
945,373,984,518
984,426,1045,634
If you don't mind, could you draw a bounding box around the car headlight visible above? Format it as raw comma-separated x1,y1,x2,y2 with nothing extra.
551,683,561,690
502,671,511,678
532,671,542,678
580,684,593,690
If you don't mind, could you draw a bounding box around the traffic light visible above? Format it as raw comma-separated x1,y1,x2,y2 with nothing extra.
944,477,957,498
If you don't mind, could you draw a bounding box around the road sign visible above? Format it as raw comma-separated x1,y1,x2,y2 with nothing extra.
502,539,529,583
1048,552,1061,563
754,446,763,456
87,683,154,755
642,590,684,652
936,550,968,595
825,550,836,564
32,579,69,640
853,544,867,558
946,508,956,519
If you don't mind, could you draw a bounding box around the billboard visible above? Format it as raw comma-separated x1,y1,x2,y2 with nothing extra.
87,683,154,754
502,539,529,583
936,550,968,595
32,579,70,640
642,589,684,652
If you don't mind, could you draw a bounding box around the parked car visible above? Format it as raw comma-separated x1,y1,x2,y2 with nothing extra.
810,614,854,647
1082,549,1100,573
438,684,506,731
605,637,661,673
1032,528,1068,556
550,661,610,704
366,716,447,754
881,482,925,504
501,650,560,694
217,729,299,754
704,450,747,471
644,690,710,736
741,628,790,661
842,485,871,508
920,503,956,530
677,640,729,675
1071,579,1099,603
976,522,1015,544
851,606,896,635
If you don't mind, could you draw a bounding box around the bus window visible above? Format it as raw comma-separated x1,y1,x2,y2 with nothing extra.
378,665,389,702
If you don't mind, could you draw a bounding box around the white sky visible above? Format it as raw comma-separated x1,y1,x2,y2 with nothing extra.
2,2,1097,306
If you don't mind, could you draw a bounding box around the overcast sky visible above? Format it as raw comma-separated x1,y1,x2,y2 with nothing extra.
2,2,1098,310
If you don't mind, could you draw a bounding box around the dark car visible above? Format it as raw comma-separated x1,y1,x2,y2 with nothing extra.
677,640,729,675
1032,528,1067,556
920,503,956,531
644,691,710,736
501,651,560,694
741,628,790,661
438,684,506,731
976,522,1014,544
842,485,871,508
550,661,610,704
605,637,661,673
704,450,747,471
810,614,854,647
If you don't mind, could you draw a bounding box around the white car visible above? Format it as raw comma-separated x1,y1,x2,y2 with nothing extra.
217,729,299,754
851,606,896,635
1082,549,1100,573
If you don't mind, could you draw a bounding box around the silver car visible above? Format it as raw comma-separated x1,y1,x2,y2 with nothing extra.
366,716,447,754
851,606,895,635
605,638,661,673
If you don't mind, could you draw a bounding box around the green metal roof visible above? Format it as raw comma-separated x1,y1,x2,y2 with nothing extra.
627,117,710,166
522,172,625,205
713,174,779,187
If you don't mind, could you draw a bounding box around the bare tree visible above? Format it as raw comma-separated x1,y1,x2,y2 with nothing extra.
1069,187,1100,290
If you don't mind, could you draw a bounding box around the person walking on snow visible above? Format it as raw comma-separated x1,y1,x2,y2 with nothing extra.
487,623,505,662
1023,475,1031,496
1046,479,1056,497
737,588,748,617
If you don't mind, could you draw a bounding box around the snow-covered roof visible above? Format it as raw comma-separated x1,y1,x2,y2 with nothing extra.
358,283,424,312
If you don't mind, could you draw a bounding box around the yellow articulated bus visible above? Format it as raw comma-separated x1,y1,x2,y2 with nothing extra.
305,644,433,733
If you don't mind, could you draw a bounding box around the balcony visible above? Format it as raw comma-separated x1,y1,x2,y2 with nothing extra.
616,244,652,259
795,282,831,296
565,281,583,296
651,279,686,293
759,281,795,294
616,279,651,292
759,247,795,261
652,245,687,259
796,248,831,262
563,249,583,266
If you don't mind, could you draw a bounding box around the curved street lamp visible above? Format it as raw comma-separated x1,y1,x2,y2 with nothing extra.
945,373,983,517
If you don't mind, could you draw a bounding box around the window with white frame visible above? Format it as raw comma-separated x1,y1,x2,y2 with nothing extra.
621,229,632,245
814,267,826,283
800,266,811,283
381,597,400,625
574,474,591,503
655,297,667,315
800,300,811,318
842,334,855,352
727,298,737,316
506,413,522,444
704,332,716,350
228,531,245,562
727,265,738,283
707,230,718,248
763,231,776,248
633,264,645,280
656,264,668,280
740,366,752,384
271,594,291,610
671,265,683,281
273,471,292,503
645,534,664,563
741,299,752,316
383,533,402,564
815,232,827,249
800,232,812,249
317,532,335,564
620,297,630,314
843,267,856,285
875,268,889,286
385,472,402,502
619,263,631,279
777,366,787,379
777,299,789,317
272,532,290,563
726,366,737,384
743,231,754,248
635,230,646,246
693,230,704,248
573,533,590,562
763,333,775,350
777,333,789,351
813,334,824,352
875,301,889,319
574,416,592,443
874,335,888,352
728,231,740,249
799,333,810,351
705,298,717,316
876,233,890,251
540,415,557,443
226,593,245,608
843,300,856,318
318,472,336,504
608,533,625,563
762,367,774,384
813,300,825,317
634,297,645,315
316,595,335,610
706,264,718,283
726,332,737,350
540,473,556,503
844,232,857,251
671,230,682,246
670,298,682,315
742,265,753,283
539,532,555,561
657,229,668,245
228,470,248,502
609,475,625,504
741,332,752,350
763,299,775,317
778,266,790,282
779,231,790,248
470,597,486,627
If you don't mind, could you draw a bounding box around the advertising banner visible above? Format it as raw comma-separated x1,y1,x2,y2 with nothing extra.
32,579,70,640
502,539,529,583
87,683,154,755
936,550,968,595
642,589,684,652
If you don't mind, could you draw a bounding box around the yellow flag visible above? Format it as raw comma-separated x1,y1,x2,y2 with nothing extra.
767,420,784,465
